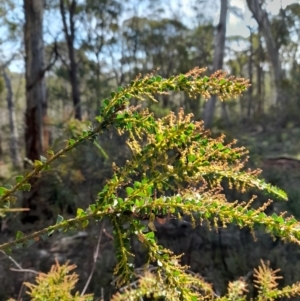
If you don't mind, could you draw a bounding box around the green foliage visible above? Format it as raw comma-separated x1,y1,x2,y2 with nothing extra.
111,260,300,301
3,68,300,299
8,259,300,301
8,260,93,301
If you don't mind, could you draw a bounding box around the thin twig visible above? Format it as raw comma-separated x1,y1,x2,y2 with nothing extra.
103,228,114,240
0,250,39,275
81,222,105,296
10,268,39,275
17,273,27,301
26,41,59,91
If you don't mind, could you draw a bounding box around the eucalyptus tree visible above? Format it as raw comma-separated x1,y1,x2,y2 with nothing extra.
80,0,122,112
0,0,23,169
246,0,284,110
23,0,48,162
203,0,228,128
21,0,50,224
59,0,82,120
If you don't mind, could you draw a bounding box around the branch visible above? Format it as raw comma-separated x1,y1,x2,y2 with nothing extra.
0,210,107,252
0,250,39,275
59,0,70,38
69,0,76,42
81,222,105,296
26,42,59,91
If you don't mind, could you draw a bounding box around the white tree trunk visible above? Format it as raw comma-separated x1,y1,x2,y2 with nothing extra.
246,0,283,106
2,68,22,169
203,0,228,128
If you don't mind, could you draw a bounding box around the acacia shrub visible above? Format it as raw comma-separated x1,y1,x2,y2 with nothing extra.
1,68,300,300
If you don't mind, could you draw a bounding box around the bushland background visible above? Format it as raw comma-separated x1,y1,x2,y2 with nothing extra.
1,0,300,300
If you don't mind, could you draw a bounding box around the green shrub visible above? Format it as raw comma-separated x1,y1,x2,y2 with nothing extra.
2,68,300,300
9,260,93,301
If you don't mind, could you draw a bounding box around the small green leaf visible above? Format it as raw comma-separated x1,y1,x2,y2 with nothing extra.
116,113,124,119
216,142,224,150
69,139,76,146
19,183,31,191
178,74,186,82
81,220,89,228
135,199,145,206
3,247,11,255
89,204,96,212
34,160,43,167
156,134,163,142
147,186,153,195
145,231,155,239
48,229,54,236
56,214,64,224
258,212,266,218
277,216,284,224
126,187,134,196
133,181,141,188
148,221,157,232
203,76,209,83
77,208,87,217
155,75,162,82
16,231,24,240
15,176,24,183
43,165,51,171
102,98,109,106
188,154,196,163
47,150,54,156
77,208,84,215
0,187,8,196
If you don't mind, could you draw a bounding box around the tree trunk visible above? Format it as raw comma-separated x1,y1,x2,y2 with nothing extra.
59,0,82,120
256,31,264,116
24,0,47,163
23,0,50,224
247,27,254,119
2,68,22,169
203,0,228,128
246,0,283,107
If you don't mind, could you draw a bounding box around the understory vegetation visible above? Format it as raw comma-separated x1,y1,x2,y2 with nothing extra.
2,69,300,300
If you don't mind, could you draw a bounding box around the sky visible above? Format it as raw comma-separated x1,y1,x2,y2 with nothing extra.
5,0,300,73
227,0,298,37
177,0,299,37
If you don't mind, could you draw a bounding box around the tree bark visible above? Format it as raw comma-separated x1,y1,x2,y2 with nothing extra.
246,0,283,107
2,68,22,169
203,0,228,128
247,27,254,119
24,0,47,163
59,0,82,120
23,0,49,224
256,30,264,116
